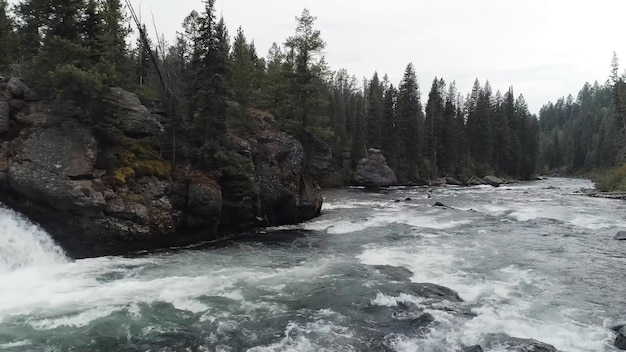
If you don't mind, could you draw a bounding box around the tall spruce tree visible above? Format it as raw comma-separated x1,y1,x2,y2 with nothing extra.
284,8,326,134
381,83,398,169
230,27,263,113
396,63,424,181
366,72,384,149
424,77,445,177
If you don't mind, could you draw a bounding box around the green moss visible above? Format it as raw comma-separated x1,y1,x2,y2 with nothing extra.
112,167,135,185
125,192,145,204
131,159,171,178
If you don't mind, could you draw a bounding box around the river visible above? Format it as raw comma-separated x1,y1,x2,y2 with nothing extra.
0,178,624,351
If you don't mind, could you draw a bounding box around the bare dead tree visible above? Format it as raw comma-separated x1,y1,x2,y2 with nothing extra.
124,0,179,166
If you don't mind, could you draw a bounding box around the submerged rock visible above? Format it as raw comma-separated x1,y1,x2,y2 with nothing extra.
383,282,464,303
484,334,558,352
463,346,484,352
407,282,463,302
373,265,414,282
615,231,626,240
354,148,397,187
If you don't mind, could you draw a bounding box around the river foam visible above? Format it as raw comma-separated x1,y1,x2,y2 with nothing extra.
0,206,67,273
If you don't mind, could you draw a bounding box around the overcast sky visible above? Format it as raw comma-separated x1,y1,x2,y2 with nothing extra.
120,1,626,112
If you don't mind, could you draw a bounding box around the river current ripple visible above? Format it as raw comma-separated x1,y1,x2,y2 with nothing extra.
0,178,625,351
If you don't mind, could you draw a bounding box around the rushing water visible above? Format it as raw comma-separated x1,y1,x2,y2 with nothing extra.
0,178,625,351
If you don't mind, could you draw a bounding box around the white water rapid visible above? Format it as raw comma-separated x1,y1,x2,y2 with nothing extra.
0,178,624,351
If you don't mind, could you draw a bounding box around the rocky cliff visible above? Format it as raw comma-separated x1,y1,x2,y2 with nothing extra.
0,78,325,258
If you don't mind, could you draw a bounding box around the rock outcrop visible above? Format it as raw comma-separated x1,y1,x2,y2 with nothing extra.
354,148,397,187
0,78,323,258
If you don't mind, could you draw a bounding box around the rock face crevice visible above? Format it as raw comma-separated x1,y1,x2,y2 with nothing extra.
0,78,325,258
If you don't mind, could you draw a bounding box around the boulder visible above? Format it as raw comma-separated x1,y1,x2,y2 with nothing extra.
387,282,463,303
617,333,626,350
615,231,626,240
254,129,322,224
104,87,164,137
14,101,65,127
7,77,27,99
445,176,463,186
12,120,97,177
613,325,626,350
408,282,463,302
186,176,222,228
354,148,397,187
467,176,485,186
432,178,446,186
0,101,8,133
483,175,504,187
8,120,100,212
463,346,483,352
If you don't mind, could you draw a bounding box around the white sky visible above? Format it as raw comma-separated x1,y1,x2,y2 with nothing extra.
18,0,626,113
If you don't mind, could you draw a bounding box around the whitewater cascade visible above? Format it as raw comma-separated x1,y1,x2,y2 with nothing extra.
0,206,67,273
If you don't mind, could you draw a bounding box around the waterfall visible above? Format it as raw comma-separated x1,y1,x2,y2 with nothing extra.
0,206,67,273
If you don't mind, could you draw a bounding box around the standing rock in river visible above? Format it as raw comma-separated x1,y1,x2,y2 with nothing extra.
615,231,626,240
354,148,397,187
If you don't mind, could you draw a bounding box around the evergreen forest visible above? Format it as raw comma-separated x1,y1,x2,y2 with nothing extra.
1,0,625,188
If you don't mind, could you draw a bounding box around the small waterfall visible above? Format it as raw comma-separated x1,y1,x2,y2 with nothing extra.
0,206,67,273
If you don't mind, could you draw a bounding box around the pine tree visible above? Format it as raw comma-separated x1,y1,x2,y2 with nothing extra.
0,0,15,72
366,72,384,149
284,8,327,133
191,0,231,144
442,82,460,175
396,63,424,181
230,27,262,113
381,83,398,169
424,77,445,177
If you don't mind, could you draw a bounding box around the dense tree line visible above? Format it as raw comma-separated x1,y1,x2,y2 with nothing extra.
0,0,542,183
537,51,626,177
538,81,616,174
